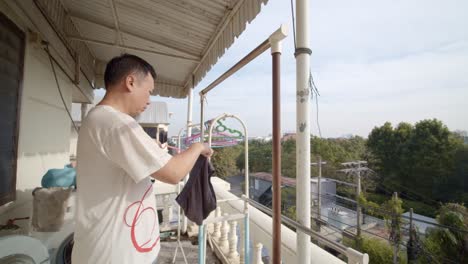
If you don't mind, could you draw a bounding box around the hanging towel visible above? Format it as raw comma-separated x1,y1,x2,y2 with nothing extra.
176,156,216,225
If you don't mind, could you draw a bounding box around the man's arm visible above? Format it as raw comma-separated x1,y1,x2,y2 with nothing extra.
151,143,213,184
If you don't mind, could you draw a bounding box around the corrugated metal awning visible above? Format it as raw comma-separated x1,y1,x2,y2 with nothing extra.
35,0,269,98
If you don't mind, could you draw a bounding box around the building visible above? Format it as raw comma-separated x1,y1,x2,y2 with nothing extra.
249,173,337,210
249,172,296,201
311,177,337,207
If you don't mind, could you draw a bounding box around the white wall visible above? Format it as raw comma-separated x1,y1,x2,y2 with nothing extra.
16,41,72,189
0,2,76,229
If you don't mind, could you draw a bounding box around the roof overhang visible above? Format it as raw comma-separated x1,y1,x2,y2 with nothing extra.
32,0,269,99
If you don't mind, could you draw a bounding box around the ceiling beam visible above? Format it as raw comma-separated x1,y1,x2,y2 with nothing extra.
109,0,124,46
68,14,201,59
67,35,200,62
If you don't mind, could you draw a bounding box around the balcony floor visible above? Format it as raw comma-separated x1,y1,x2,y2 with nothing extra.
158,236,221,264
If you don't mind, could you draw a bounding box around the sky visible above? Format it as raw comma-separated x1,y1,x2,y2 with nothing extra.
98,0,468,138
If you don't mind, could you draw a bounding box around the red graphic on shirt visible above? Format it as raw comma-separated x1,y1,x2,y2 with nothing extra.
123,184,160,252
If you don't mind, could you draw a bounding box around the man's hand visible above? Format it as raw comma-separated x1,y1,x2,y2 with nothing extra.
152,142,214,184
193,142,214,158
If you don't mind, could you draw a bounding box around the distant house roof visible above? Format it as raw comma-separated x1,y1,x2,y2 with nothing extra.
71,99,169,125
281,133,296,142
251,172,296,187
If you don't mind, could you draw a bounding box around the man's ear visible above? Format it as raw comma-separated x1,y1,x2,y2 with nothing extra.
125,75,136,92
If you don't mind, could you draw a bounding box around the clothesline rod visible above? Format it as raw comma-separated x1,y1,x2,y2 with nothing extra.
199,39,270,96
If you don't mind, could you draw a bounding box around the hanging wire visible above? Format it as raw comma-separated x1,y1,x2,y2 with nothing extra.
45,44,79,133
290,0,297,49
309,72,322,137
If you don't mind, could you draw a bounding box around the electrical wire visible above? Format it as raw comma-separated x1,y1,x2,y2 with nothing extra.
382,181,439,206
308,190,468,234
290,0,296,49
282,198,459,262
311,210,461,264
45,44,79,133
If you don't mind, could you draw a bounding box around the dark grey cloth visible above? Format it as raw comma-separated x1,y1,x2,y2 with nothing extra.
176,156,216,225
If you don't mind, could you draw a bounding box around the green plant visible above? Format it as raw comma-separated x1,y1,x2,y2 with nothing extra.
344,236,407,264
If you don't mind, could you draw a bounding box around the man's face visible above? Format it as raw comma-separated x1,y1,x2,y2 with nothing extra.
130,72,154,117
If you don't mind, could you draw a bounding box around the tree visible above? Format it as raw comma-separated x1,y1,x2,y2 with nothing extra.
310,136,367,177
281,139,296,178
383,193,404,264
366,119,464,203
211,145,243,178
422,203,468,263
345,236,407,264
246,140,272,173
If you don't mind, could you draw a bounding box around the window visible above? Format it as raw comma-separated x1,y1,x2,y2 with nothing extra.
143,127,157,139
0,12,24,206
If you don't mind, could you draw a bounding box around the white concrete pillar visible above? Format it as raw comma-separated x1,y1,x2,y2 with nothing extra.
182,88,194,233
295,0,312,263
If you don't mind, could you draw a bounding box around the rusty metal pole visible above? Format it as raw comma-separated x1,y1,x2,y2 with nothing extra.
269,25,288,264
272,51,281,264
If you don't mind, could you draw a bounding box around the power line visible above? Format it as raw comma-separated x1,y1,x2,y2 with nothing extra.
282,199,460,263
289,0,296,49
311,210,459,264
379,183,431,205
309,191,468,235
382,181,439,206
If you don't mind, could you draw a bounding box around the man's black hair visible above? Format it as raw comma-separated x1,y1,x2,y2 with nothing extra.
104,54,157,89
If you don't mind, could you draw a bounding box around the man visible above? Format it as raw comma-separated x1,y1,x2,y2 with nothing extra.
72,54,212,263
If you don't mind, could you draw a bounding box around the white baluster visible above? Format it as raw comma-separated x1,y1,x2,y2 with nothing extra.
228,220,239,262
219,213,230,254
253,243,264,264
212,207,222,242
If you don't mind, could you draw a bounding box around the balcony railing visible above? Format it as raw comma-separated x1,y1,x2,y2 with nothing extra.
155,178,369,264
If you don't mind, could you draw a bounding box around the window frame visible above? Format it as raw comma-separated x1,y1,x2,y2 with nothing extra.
0,11,25,206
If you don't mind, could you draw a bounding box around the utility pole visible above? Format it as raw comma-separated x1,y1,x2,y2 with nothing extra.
311,156,326,232
357,162,362,237
392,192,399,264
340,161,369,237
408,208,414,264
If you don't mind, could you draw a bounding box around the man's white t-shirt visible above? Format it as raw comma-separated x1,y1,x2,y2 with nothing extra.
72,105,171,264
